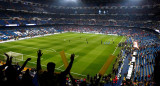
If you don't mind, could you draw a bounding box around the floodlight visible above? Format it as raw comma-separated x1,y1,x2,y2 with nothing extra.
66,0,77,2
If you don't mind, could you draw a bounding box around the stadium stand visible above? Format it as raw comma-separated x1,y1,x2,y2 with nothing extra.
0,0,160,86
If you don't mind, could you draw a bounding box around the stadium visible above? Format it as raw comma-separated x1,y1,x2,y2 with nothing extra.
0,0,160,86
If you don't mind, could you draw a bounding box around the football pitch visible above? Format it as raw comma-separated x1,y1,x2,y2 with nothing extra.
0,32,126,77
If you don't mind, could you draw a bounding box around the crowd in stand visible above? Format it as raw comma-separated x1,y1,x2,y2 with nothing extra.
0,27,56,41
0,0,158,14
0,25,146,41
0,0,160,31
0,25,159,41
0,50,75,86
0,10,159,29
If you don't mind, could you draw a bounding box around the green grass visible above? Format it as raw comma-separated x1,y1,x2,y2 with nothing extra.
0,32,126,77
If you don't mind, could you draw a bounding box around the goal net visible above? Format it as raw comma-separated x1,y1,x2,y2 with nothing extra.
5,51,23,62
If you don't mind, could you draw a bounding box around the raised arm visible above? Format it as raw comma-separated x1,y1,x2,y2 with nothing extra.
4,53,10,66
62,54,75,76
18,58,31,74
0,53,10,71
37,50,43,71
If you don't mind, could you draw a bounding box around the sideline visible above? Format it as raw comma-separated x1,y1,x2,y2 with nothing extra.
0,33,60,44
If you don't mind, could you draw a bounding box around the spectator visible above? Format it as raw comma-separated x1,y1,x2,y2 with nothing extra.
36,50,75,86
0,53,31,86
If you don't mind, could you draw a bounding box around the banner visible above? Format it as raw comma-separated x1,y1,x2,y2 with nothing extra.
133,41,139,49
60,50,68,68
99,55,115,76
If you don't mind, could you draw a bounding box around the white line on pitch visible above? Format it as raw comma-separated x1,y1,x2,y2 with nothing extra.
57,64,64,69
55,68,86,76
51,49,56,52
56,55,79,69
112,36,124,55
70,72,86,76
27,61,86,77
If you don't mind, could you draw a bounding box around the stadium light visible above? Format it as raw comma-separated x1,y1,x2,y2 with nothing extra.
5,24,19,26
57,0,82,7
123,0,143,5
65,0,78,2
129,0,143,3
26,24,36,26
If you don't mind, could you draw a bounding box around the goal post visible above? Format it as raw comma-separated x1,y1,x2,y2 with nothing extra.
5,51,23,63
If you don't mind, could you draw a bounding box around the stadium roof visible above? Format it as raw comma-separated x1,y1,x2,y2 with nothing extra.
25,0,160,6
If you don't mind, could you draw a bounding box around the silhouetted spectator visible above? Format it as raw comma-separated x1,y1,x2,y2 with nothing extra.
36,50,75,86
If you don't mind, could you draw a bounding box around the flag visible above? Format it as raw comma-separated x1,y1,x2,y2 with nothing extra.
60,50,68,68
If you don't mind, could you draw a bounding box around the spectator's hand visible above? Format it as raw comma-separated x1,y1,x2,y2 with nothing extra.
4,53,9,65
4,53,9,58
37,50,43,57
10,56,13,60
70,54,75,61
9,56,13,66
26,58,31,61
